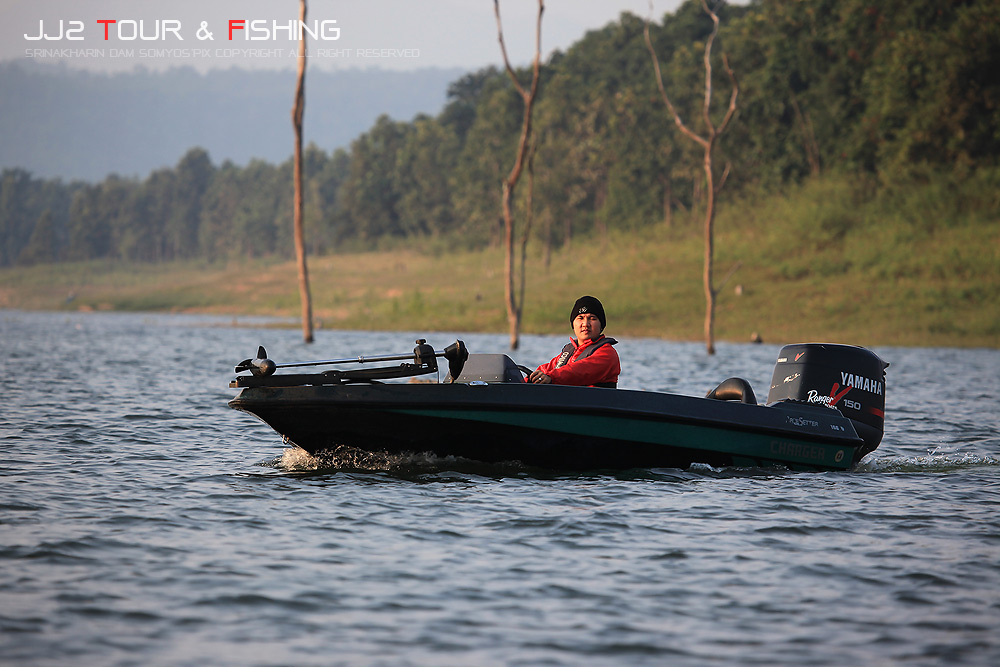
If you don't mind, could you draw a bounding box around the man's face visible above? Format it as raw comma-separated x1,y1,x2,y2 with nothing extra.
573,313,602,343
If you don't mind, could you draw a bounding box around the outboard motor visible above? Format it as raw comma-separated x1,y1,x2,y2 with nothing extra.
768,343,888,458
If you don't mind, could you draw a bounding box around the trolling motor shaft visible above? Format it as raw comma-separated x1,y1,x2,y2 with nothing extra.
233,339,469,384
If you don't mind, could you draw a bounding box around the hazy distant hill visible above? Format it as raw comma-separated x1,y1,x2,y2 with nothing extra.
0,61,464,182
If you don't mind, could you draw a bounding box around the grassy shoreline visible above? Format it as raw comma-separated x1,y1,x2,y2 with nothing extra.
3,180,997,348
2,237,996,349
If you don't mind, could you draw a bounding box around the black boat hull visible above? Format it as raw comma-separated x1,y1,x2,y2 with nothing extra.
229,382,867,471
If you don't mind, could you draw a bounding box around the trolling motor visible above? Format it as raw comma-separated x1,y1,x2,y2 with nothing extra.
235,346,277,377
232,339,469,388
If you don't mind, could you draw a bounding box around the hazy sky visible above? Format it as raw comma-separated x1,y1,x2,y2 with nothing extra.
5,0,688,74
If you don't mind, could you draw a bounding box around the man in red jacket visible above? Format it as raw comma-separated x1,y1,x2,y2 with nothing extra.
528,295,620,388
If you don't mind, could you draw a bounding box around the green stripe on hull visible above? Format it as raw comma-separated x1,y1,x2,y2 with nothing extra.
394,408,853,470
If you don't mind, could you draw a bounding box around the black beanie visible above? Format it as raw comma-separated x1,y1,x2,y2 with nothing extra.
569,295,606,331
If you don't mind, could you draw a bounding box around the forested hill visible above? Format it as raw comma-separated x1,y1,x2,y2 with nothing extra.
1,0,998,269
0,62,462,181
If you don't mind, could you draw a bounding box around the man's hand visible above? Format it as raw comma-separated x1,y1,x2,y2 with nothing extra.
529,369,552,384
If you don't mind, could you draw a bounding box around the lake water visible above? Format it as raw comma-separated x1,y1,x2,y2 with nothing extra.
2,311,998,666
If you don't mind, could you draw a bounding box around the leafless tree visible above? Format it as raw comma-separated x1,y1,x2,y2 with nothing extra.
494,0,544,350
292,0,314,343
790,91,821,176
645,0,738,355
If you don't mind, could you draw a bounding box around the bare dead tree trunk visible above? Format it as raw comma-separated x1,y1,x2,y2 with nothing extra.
645,0,738,355
519,141,537,321
495,0,543,351
789,91,821,176
659,175,673,228
543,209,552,270
594,181,607,242
292,0,313,343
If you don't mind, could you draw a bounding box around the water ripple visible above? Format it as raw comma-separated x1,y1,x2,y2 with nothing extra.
1,312,999,666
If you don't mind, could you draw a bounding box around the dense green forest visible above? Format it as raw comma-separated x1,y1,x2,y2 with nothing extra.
2,0,998,268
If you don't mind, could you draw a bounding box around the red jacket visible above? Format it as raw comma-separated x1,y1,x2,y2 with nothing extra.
536,335,620,387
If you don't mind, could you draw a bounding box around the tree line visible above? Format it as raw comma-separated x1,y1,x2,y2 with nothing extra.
2,0,997,269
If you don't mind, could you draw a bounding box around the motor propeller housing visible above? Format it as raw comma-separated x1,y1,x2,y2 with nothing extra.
234,346,276,376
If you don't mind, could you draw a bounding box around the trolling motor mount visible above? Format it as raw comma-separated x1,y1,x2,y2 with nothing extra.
231,339,469,387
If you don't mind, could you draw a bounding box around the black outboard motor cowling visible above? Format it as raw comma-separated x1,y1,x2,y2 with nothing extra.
768,344,888,458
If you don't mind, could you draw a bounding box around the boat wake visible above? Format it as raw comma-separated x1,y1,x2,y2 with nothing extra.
264,443,998,477
269,444,532,476
857,450,999,473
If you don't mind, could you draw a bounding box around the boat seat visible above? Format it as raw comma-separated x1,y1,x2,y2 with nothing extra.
705,377,757,405
451,354,525,384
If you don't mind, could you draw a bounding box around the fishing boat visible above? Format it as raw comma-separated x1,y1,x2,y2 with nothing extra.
229,339,887,471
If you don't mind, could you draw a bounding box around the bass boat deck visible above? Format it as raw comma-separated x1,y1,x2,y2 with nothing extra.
229,340,887,471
